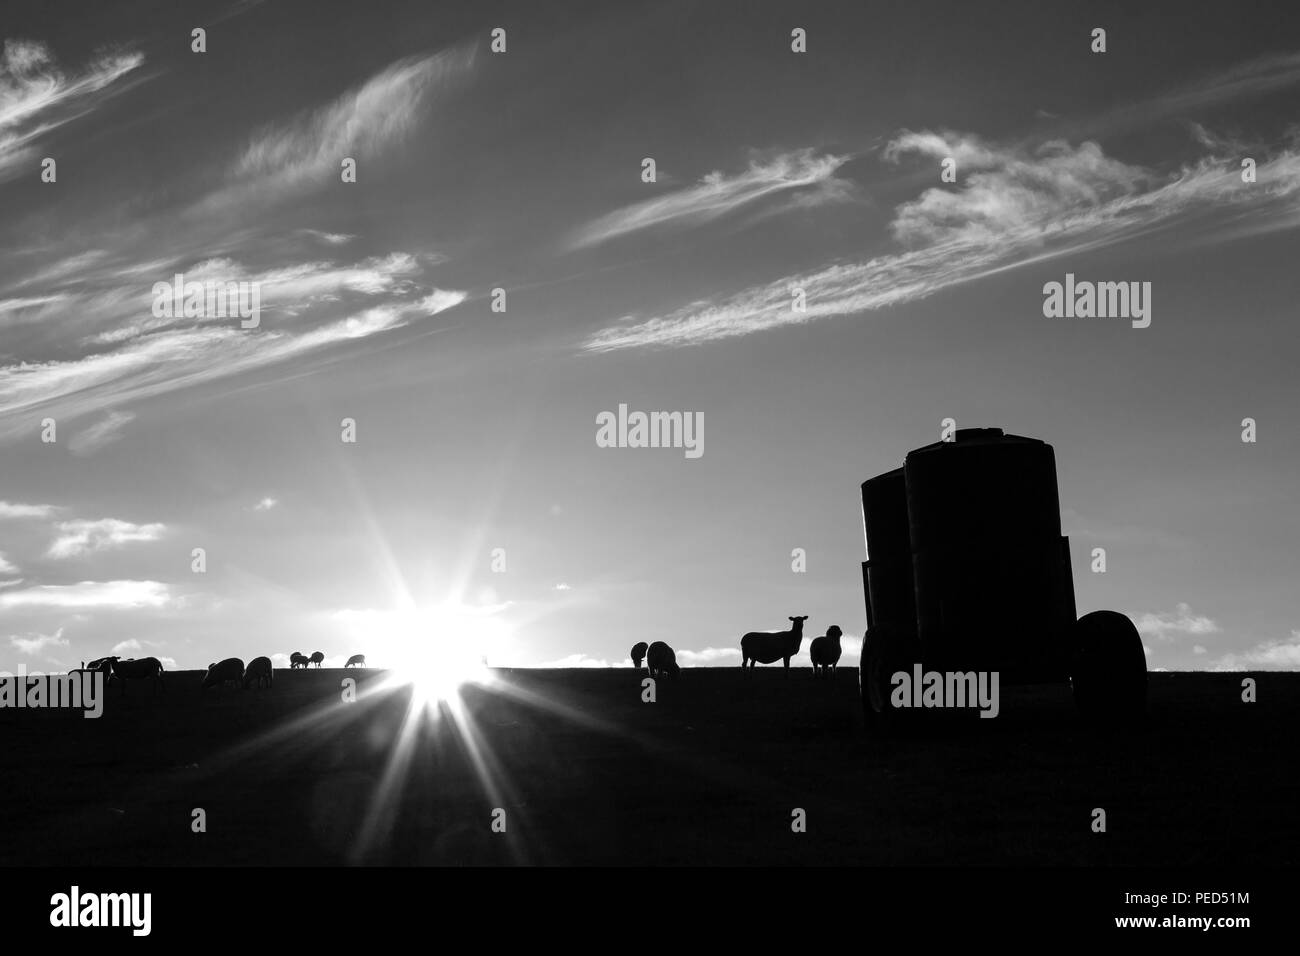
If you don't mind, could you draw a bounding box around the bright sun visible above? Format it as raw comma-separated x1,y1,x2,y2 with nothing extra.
347,603,509,709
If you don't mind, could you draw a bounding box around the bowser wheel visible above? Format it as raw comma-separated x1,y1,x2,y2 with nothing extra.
860,623,918,734
1071,610,1147,726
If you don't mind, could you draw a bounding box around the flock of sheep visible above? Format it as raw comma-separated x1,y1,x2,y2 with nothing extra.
77,651,369,696
631,616,845,678
80,617,842,698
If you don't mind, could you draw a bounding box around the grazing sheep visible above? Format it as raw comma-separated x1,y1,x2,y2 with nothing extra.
108,656,166,696
83,657,115,682
646,641,680,679
741,615,809,675
630,642,648,670
289,651,309,670
308,651,325,668
810,625,844,678
242,656,273,689
202,658,245,690
345,654,366,668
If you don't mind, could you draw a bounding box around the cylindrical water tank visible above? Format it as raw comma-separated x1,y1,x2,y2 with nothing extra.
904,428,1061,555
902,429,1073,679
861,467,910,562
860,467,916,632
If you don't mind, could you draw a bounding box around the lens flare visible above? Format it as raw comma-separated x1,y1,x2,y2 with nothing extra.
345,604,506,713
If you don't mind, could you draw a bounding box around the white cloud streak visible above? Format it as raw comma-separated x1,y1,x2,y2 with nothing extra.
586,122,1300,352
47,518,166,559
219,45,476,205
568,149,853,250
1210,631,1300,671
0,39,144,181
9,627,67,655
540,653,625,668
68,410,135,456
1135,602,1219,642
0,501,58,519
0,580,171,609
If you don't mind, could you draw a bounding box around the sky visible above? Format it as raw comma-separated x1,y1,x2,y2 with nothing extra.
1,0,1298,673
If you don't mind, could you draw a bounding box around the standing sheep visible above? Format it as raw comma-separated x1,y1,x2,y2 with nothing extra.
810,625,844,678
289,651,309,670
345,654,366,668
741,615,809,676
645,641,679,679
308,651,325,668
630,642,648,670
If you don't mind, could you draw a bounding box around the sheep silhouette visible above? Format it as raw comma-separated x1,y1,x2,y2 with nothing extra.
107,656,165,696
308,651,325,668
741,616,808,675
202,658,244,690
646,641,679,679
345,654,366,668
810,625,844,678
242,656,273,689
289,651,309,670
630,641,648,670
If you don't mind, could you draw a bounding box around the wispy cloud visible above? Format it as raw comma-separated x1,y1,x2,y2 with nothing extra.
1135,602,1219,642
0,42,477,442
9,626,67,655
882,132,1148,246
0,580,171,609
68,410,135,456
675,647,740,665
540,653,625,668
568,148,853,250
253,497,278,512
0,552,18,574
214,45,476,207
418,289,468,314
48,518,166,559
0,501,58,519
0,276,462,444
81,251,436,345
1210,631,1300,670
300,229,357,246
585,126,1300,351
1066,50,1300,143
0,294,69,316
111,638,152,655
0,39,144,181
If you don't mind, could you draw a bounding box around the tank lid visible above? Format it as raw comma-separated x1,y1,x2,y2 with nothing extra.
955,427,1003,441
905,427,1047,460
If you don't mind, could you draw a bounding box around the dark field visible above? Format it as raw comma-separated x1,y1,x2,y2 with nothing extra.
1,668,1295,865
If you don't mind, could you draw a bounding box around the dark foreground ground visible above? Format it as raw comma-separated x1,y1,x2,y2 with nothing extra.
0,668,1295,865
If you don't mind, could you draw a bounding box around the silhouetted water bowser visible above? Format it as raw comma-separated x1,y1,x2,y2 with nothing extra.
859,428,1147,731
